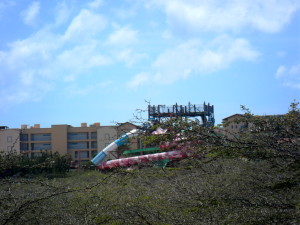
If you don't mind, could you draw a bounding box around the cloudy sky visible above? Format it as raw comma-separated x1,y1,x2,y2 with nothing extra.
1,0,299,128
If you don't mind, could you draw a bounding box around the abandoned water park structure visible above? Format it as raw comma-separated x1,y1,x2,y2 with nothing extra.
1,102,215,168
91,102,215,169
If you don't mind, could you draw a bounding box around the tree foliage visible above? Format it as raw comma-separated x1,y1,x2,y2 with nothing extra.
0,151,70,178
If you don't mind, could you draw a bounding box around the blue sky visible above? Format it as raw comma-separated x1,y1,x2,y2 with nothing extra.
0,0,299,128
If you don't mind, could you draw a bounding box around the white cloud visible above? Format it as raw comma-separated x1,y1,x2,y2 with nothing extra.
0,36,55,103
106,26,143,66
276,64,300,89
106,26,138,46
54,1,71,26
151,0,300,34
152,36,259,84
116,49,147,67
57,43,112,73
127,35,259,88
290,65,300,75
0,30,62,78
0,7,113,105
3,30,61,71
21,1,40,26
0,50,5,61
88,0,103,9
64,9,107,41
284,82,300,89
20,71,35,86
275,65,287,78
112,5,137,19
1,76,53,105
0,1,16,18
127,72,150,89
276,51,287,58
66,81,112,96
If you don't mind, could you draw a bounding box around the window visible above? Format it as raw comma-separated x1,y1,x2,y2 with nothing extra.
31,134,51,141
31,143,51,150
20,134,28,141
31,152,42,158
68,142,89,149
7,136,12,143
91,132,97,139
21,143,29,151
68,132,88,140
240,124,247,130
75,151,90,159
91,141,97,149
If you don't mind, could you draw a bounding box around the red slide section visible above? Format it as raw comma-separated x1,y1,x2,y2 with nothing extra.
98,150,188,170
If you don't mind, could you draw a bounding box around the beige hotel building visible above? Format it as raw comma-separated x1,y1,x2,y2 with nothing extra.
0,122,139,163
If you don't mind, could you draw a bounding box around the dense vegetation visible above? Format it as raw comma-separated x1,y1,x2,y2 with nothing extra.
0,102,299,224
0,152,70,178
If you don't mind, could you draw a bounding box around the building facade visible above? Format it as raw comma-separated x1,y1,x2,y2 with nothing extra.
97,122,139,160
222,114,247,134
0,122,138,164
0,127,20,154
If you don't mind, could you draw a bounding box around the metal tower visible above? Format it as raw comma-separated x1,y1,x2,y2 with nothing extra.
148,102,215,127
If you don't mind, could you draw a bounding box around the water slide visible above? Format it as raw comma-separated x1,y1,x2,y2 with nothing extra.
91,128,189,170
91,129,141,166
98,150,188,170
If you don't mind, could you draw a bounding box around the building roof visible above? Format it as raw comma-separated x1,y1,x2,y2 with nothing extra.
117,122,137,127
222,113,285,123
222,114,244,122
